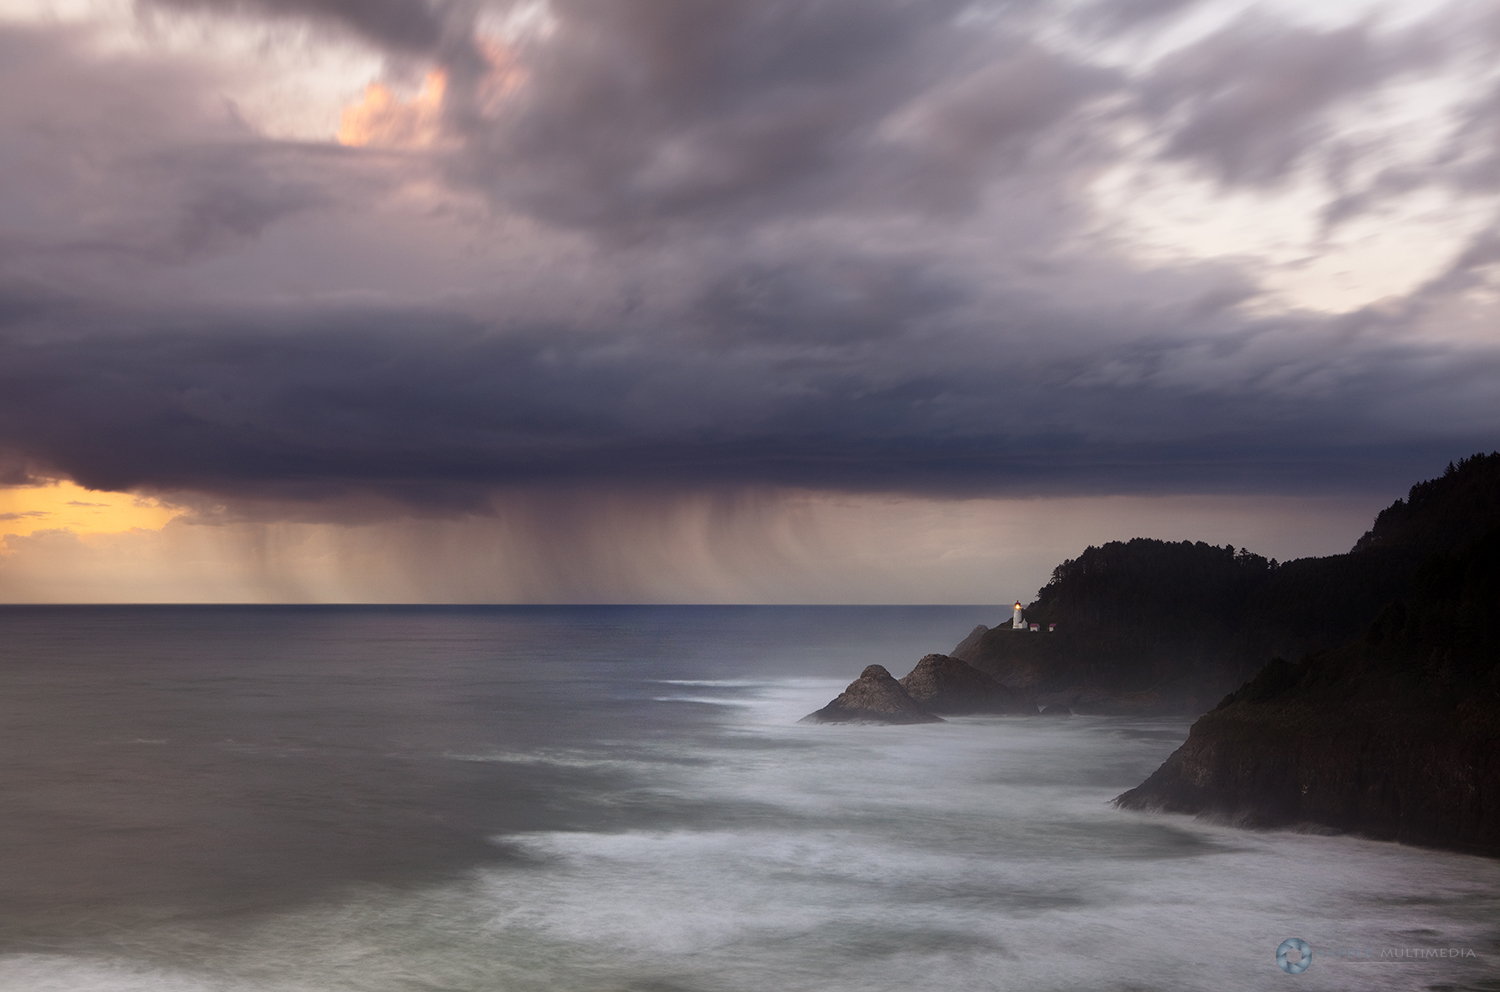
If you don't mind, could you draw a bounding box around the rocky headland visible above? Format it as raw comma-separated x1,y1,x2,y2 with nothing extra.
1116,465,1500,854
803,453,1500,854
948,456,1500,716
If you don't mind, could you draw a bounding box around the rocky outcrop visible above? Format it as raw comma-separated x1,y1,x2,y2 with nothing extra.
950,625,990,663
1117,516,1500,856
898,654,1035,715
800,665,943,724
1115,699,1500,853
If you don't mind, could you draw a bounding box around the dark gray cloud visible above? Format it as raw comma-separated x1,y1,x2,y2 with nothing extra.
0,275,1493,510
0,3,1497,520
1139,20,1416,187
143,0,452,52
0,26,343,275
428,0,1464,233
1076,0,1201,33
444,0,1114,230
1444,77,1500,193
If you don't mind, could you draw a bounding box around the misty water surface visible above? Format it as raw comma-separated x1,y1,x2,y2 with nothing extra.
0,606,1494,991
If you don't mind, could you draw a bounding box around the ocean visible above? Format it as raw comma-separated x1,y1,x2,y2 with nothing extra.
0,605,1494,991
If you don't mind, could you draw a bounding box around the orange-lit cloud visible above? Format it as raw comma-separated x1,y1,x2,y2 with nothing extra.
335,41,524,149
0,481,182,540
475,37,527,115
337,70,447,149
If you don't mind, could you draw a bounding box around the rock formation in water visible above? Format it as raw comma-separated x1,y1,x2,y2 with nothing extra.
898,654,1036,715
1117,454,1500,855
800,665,943,724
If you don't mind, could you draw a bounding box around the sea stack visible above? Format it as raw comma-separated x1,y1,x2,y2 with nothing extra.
801,665,943,724
898,654,1036,715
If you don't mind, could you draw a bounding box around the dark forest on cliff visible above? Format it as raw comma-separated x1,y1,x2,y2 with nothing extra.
952,454,1500,717
1115,454,1500,853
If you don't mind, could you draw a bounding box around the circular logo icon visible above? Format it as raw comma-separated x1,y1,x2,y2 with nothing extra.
1277,938,1312,974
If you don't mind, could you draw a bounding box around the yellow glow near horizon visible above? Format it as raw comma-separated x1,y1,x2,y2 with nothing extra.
0,481,182,539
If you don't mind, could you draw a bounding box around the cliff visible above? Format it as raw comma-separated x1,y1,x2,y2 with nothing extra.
955,454,1500,714
1116,460,1500,854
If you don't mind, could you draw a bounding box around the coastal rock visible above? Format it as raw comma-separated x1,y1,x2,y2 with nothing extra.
950,625,990,664
801,665,943,725
1114,701,1500,853
1117,500,1500,856
898,654,1035,715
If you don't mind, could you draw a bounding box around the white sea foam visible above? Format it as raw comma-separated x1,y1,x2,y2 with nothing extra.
0,956,231,992
460,696,1500,992
442,749,638,770
649,695,758,706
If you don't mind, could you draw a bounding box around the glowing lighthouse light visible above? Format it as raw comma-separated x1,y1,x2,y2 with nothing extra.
1013,601,1024,631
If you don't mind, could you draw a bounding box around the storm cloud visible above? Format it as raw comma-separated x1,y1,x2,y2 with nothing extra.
0,278,1492,509
144,0,454,52
1,0,1498,521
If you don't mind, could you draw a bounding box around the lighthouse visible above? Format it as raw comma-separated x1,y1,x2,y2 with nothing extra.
1012,601,1024,630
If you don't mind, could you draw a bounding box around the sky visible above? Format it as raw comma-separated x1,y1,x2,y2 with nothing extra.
0,0,1497,603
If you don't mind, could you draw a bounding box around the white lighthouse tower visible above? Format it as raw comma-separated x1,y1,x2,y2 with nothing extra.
1012,601,1024,631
